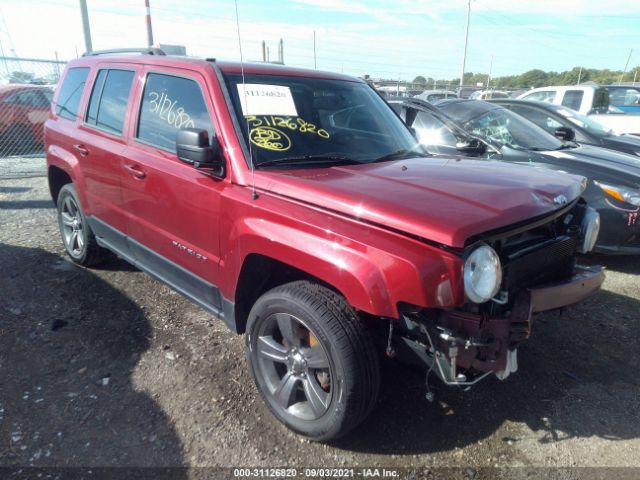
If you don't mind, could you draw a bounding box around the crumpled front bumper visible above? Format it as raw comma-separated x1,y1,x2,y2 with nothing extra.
529,264,605,313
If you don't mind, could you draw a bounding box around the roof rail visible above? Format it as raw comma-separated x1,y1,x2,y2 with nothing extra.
82,47,166,57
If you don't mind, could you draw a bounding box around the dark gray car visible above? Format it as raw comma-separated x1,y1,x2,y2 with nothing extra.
393,98,640,254
490,99,640,157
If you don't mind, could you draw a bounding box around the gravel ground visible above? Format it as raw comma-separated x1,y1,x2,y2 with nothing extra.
1,159,639,479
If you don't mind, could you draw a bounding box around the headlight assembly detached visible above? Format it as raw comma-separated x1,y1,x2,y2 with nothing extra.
595,181,640,206
578,207,600,254
463,244,502,303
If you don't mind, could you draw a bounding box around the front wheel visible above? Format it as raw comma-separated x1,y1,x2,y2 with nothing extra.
246,281,380,441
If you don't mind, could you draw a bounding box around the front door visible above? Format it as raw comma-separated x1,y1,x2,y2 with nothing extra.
122,68,226,313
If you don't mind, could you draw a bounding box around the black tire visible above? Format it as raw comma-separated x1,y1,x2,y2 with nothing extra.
56,184,108,266
245,280,380,441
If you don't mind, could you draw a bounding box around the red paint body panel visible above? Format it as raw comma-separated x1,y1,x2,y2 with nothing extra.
251,159,584,248
44,55,586,320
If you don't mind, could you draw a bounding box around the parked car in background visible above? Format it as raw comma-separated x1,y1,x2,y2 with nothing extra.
387,97,486,156
605,85,640,115
433,99,640,254
45,49,604,441
414,89,458,103
0,84,53,155
490,99,640,157
469,90,510,100
517,85,640,135
508,89,527,98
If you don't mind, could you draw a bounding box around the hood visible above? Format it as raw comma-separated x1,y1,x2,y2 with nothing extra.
605,134,640,151
255,157,584,248
542,145,640,182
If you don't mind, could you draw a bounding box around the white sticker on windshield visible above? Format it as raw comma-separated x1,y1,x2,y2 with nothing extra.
236,84,298,116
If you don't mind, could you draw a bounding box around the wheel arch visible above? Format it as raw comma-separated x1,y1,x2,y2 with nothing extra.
232,253,360,334
47,165,73,205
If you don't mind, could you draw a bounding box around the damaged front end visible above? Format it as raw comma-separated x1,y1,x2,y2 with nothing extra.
395,199,605,388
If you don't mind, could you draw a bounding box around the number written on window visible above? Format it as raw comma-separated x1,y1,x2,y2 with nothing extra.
137,73,213,151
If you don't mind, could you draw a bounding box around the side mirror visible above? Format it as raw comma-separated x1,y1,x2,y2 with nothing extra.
455,137,487,156
554,126,575,141
176,128,225,177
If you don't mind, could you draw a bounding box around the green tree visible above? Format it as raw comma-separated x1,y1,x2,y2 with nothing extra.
412,75,427,86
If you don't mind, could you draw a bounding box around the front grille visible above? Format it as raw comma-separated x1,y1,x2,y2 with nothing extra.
503,235,577,289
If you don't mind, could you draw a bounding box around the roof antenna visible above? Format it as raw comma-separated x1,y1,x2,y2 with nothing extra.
234,0,258,200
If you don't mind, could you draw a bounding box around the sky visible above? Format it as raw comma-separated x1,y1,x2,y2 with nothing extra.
0,0,638,81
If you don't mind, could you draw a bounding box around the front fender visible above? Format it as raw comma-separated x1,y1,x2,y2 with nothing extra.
220,190,464,319
230,217,395,316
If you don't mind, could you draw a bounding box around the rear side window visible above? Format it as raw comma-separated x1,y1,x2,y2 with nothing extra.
522,90,555,102
56,67,89,120
137,73,213,151
561,90,584,111
85,69,135,135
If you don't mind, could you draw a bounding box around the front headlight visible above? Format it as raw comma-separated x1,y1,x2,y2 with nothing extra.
463,245,502,303
578,207,600,254
595,181,640,206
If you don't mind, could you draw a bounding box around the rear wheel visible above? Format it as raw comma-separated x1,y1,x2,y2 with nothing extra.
56,184,108,266
246,281,380,441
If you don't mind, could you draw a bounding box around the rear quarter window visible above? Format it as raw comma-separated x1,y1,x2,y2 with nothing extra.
561,90,584,111
55,67,90,121
136,73,213,151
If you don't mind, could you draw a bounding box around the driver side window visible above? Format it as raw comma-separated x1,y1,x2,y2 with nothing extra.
413,111,457,146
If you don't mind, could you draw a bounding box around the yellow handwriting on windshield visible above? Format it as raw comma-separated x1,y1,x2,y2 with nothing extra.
246,116,330,139
249,127,292,152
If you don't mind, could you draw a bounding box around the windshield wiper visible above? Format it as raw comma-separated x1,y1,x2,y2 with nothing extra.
370,149,431,163
256,154,361,168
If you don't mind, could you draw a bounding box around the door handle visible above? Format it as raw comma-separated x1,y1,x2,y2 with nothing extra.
73,144,89,157
124,164,147,180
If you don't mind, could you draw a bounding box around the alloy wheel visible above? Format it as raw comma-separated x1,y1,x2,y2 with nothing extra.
254,312,333,421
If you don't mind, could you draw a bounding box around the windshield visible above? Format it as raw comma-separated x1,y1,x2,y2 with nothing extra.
555,107,612,136
608,87,640,106
223,73,420,167
464,108,563,151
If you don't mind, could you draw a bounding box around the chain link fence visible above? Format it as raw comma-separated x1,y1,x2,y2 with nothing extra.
0,56,66,163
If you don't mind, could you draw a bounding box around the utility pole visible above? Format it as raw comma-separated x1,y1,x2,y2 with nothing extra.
459,0,471,88
313,30,317,69
486,55,493,90
79,0,92,53
577,66,583,85
145,0,154,47
0,36,10,77
619,49,633,85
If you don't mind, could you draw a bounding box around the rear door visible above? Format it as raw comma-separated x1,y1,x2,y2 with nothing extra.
121,67,226,313
74,65,138,253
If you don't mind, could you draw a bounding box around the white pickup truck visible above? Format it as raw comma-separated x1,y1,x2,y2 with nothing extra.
518,85,640,136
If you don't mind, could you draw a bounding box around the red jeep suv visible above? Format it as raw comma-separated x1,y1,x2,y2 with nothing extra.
45,48,604,441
